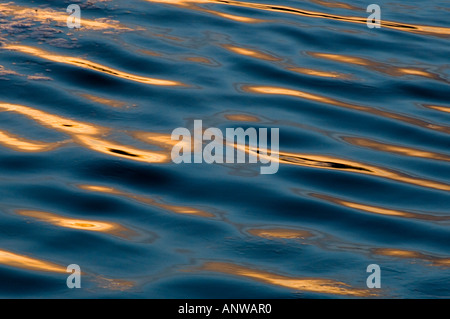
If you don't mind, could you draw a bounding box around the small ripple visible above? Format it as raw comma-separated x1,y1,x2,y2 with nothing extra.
309,0,360,11
3,44,186,87
78,184,215,218
308,52,450,83
78,93,129,108
341,136,450,163
241,85,450,135
0,249,135,291
304,191,450,222
246,227,313,239
0,102,171,163
16,209,137,239
0,129,65,152
372,248,450,268
0,249,66,273
144,0,450,36
0,2,131,32
234,141,450,192
220,43,352,79
195,261,376,296
423,104,450,114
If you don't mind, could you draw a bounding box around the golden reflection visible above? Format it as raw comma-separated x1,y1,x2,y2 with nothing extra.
0,248,136,289
309,0,360,10
132,132,185,150
0,3,130,31
247,228,313,239
219,44,351,79
234,141,450,191
184,56,216,65
74,135,169,163
144,0,264,23
0,130,63,152
308,192,450,221
0,102,106,136
0,65,19,77
78,184,214,217
138,49,163,57
145,0,450,36
241,85,450,135
309,52,447,82
207,10,263,23
309,52,378,66
198,262,374,296
27,75,52,81
0,102,171,163
79,93,127,108
278,151,450,191
342,136,450,162
132,132,194,163
95,276,135,291
287,67,351,79
17,210,135,238
3,45,184,87
221,44,281,62
373,248,450,268
423,104,450,114
224,114,261,122
0,249,66,273
243,85,338,105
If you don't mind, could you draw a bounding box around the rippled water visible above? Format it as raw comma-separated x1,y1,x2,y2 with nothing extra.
0,0,449,298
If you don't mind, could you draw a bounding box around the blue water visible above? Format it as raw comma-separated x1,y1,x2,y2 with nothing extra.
0,0,449,298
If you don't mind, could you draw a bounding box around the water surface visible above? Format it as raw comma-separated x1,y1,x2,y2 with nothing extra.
0,0,449,298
